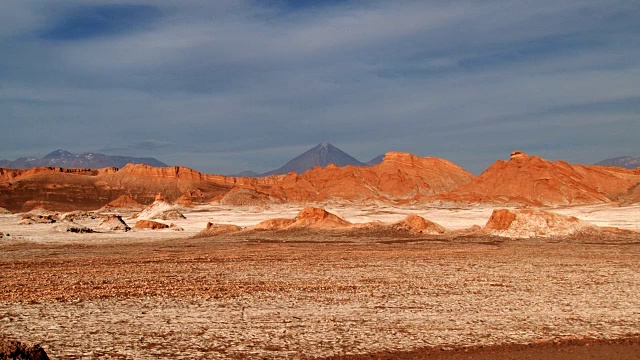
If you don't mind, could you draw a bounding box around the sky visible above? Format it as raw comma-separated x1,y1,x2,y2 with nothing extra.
1,0,639,174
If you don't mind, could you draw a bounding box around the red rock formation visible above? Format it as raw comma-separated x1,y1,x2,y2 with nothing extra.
483,209,597,238
393,214,446,235
439,152,640,206
98,215,131,231
194,222,242,237
253,207,351,230
256,152,475,203
484,209,517,231
254,218,296,230
134,220,169,230
0,152,475,211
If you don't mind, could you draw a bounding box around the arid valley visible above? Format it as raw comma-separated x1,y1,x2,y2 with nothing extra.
3,2,640,358
2,150,640,359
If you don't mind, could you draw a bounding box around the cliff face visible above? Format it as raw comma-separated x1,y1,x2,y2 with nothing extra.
0,167,118,212
438,152,640,206
0,152,475,211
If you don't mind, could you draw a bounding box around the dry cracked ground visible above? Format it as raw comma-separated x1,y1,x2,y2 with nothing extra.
1,231,640,359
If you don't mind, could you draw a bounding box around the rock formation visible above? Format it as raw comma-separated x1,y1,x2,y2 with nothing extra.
60,211,97,221
510,150,527,160
4,150,638,210
18,213,59,225
98,215,131,231
253,218,297,231
195,222,242,237
53,223,95,233
261,152,475,204
0,207,10,215
439,151,640,206
254,207,351,230
132,198,186,220
392,214,446,235
0,151,474,211
483,209,597,238
134,220,169,230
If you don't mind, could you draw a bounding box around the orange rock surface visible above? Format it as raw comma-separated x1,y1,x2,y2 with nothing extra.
254,207,351,230
393,214,446,235
134,220,169,230
264,152,475,203
439,152,640,206
195,222,242,237
0,152,475,211
482,209,597,238
2,151,638,211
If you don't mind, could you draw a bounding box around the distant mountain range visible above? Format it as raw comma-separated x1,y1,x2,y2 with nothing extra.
237,143,384,177
0,149,167,169
596,156,640,169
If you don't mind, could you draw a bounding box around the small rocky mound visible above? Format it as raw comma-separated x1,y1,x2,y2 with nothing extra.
220,188,278,206
254,207,351,231
0,338,49,360
0,207,11,215
483,209,597,238
134,220,169,230
392,214,446,235
101,195,143,211
60,211,97,222
53,223,95,234
169,223,184,231
98,215,131,231
195,222,242,237
18,213,59,225
254,218,296,230
293,207,351,229
132,200,186,221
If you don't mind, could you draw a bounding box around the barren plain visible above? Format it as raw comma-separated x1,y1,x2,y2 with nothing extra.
1,204,640,359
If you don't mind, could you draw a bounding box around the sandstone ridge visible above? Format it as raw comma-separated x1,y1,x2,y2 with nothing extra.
0,152,475,211
439,151,640,206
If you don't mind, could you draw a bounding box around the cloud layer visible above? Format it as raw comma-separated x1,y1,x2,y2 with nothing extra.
1,0,639,173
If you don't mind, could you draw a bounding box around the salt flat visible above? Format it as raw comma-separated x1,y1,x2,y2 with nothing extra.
1,203,638,245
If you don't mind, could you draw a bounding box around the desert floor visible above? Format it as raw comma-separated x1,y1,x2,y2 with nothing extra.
1,204,640,359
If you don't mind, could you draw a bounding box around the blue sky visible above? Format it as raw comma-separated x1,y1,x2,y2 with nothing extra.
1,0,639,174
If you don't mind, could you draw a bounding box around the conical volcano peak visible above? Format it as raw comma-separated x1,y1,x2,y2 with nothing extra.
263,143,364,175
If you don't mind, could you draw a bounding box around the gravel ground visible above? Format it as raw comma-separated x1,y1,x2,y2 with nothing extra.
1,232,639,359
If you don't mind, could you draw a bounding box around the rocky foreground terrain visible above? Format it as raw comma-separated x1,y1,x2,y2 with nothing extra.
1,203,640,359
